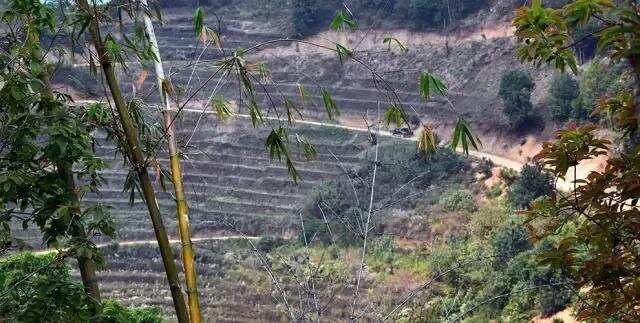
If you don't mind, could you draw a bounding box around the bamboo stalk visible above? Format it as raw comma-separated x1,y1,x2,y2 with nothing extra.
75,1,190,321
140,1,202,321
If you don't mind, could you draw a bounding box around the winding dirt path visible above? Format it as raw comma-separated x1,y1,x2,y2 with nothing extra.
31,235,258,256
75,99,579,190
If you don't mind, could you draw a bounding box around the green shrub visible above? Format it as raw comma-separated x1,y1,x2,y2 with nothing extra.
477,157,494,179
439,188,477,213
468,199,510,238
299,180,362,245
499,167,518,186
101,299,163,323
508,163,554,209
0,252,91,322
292,0,332,36
256,235,286,252
549,73,579,124
491,220,532,265
485,184,502,199
573,59,628,121
499,69,543,131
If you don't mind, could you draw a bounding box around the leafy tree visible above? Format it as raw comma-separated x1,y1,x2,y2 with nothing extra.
514,0,640,320
490,220,532,265
498,69,542,130
438,187,477,213
0,0,115,315
549,73,579,124
292,0,331,37
0,253,163,322
0,253,91,321
572,59,627,121
508,163,554,209
408,0,445,30
101,300,163,323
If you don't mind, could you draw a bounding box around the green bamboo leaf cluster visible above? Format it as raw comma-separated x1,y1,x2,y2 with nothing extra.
383,104,406,128
419,72,447,101
284,98,303,124
211,95,232,121
451,118,481,156
321,90,340,120
266,127,300,183
330,9,357,31
336,44,353,64
295,134,317,161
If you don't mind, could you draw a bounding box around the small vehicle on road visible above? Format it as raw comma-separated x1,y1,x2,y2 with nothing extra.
392,127,413,138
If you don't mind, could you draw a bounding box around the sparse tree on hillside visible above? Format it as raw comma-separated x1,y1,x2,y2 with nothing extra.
292,0,329,37
508,163,554,209
498,69,542,130
548,73,579,124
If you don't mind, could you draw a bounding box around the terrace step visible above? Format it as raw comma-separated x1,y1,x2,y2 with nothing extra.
83,197,297,215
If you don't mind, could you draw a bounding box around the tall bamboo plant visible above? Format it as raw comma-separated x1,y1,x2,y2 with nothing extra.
74,0,190,321
139,0,202,321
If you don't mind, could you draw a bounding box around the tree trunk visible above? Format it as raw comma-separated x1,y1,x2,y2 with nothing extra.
75,1,190,321
140,1,202,321
59,166,103,312
32,28,103,321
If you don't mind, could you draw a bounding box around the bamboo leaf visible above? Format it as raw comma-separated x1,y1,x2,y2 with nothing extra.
321,90,340,120
336,44,353,64
283,98,302,124
266,127,300,183
417,125,438,157
383,104,406,128
211,95,232,121
383,37,408,52
330,9,357,31
419,72,447,101
135,69,148,89
451,118,481,156
297,83,306,105
296,134,317,161
248,100,264,127
161,78,175,99
193,7,204,38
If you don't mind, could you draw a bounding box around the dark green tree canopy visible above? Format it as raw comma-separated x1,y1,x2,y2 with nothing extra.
548,73,579,123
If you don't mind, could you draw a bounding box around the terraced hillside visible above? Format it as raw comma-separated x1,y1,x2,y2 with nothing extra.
79,111,387,321
41,3,559,320
64,4,553,138
86,111,370,241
